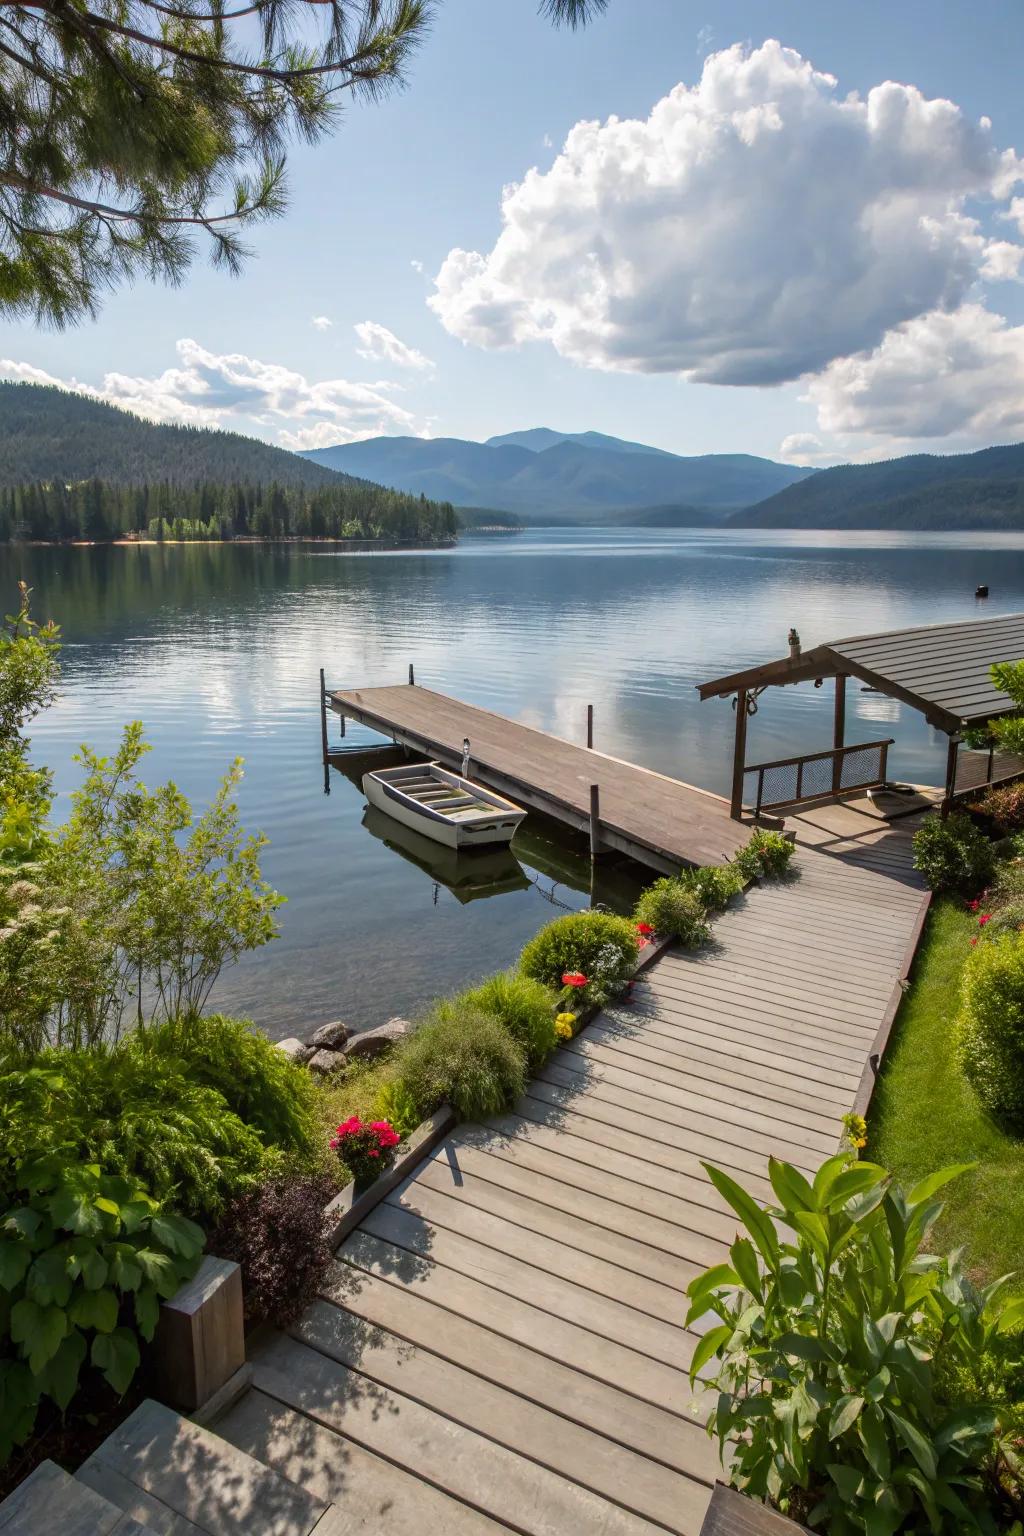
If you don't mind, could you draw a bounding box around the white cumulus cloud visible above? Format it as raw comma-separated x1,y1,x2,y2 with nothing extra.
779,432,830,467
311,315,333,331
803,303,1024,449
0,339,420,448
354,321,434,371
430,40,1022,387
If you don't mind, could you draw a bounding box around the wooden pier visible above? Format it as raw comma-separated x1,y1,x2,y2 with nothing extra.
327,683,749,873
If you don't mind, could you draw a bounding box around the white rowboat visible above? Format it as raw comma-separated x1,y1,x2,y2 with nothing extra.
362,761,527,849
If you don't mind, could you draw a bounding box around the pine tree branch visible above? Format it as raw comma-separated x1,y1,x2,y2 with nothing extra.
0,167,269,231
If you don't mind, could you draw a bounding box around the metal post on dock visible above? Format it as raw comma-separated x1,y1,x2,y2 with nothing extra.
586,704,594,750
589,783,601,860
408,663,415,685
319,668,329,765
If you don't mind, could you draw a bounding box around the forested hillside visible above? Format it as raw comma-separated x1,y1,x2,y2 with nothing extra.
0,479,458,543
734,443,1024,529
0,382,343,489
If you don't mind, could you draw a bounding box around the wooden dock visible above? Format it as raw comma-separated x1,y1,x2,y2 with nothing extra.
328,683,748,872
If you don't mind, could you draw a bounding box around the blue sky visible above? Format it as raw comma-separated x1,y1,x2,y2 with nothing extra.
4,0,1024,464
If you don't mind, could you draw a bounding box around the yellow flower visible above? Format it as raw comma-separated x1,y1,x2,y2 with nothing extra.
555,1012,576,1039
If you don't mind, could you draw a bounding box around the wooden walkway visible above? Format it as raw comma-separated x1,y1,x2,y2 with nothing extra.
203,799,928,1535
328,684,748,872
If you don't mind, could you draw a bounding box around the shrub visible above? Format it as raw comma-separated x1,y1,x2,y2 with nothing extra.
463,970,558,1071
972,779,1024,834
913,812,996,894
0,1153,203,1466
519,910,639,1007
394,1002,527,1123
208,1173,334,1328
634,879,710,946
956,930,1024,1129
4,1043,276,1221
137,1014,320,1167
679,863,742,912
687,1155,1024,1534
372,1079,421,1139
733,827,795,881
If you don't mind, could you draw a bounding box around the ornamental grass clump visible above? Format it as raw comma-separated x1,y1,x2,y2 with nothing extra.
463,970,558,1071
733,827,795,881
913,812,996,895
956,929,1024,1131
679,863,742,912
519,910,639,1007
394,1001,527,1123
633,878,711,947
687,1153,1024,1534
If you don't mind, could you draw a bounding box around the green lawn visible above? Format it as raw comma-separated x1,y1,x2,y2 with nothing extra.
869,897,1024,1291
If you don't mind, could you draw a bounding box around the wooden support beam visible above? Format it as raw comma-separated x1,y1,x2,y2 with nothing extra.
942,735,959,819
589,783,601,859
154,1256,244,1413
586,704,594,750
319,667,329,766
730,689,748,821
408,663,415,685
832,673,847,797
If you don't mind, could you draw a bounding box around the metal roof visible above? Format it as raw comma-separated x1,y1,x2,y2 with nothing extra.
698,611,1024,733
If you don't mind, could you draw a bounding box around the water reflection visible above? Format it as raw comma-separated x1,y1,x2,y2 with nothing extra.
5,529,1023,1035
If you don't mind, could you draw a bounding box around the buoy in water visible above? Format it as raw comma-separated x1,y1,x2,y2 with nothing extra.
976,584,989,598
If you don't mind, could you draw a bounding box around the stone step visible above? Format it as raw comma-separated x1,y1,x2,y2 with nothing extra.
75,1399,336,1536
0,1457,154,1534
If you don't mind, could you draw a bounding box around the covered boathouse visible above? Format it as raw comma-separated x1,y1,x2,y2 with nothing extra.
698,610,1024,821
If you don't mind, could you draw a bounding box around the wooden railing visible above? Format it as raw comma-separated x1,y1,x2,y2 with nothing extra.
744,738,893,816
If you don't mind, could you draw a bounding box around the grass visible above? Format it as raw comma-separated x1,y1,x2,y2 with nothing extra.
869,896,1024,1292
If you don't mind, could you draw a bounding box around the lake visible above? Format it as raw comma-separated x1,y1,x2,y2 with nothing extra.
5,527,1023,1038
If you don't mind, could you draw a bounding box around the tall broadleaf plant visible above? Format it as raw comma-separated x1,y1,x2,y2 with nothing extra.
686,1155,1024,1534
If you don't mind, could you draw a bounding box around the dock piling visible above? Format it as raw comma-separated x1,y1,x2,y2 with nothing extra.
319,668,329,765
409,663,415,685
589,783,601,860
587,704,594,750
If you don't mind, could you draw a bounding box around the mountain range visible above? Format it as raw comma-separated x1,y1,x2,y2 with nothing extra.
301,431,814,519
5,383,1024,531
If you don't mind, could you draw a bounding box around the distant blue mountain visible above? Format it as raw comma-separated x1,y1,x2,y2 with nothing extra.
301,430,813,520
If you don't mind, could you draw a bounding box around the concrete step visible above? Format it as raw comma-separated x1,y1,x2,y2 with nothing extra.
0,1457,154,1534
75,1399,336,1536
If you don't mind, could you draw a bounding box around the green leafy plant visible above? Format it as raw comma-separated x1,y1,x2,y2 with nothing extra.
912,812,996,895
0,584,59,870
734,827,796,881
463,970,558,1071
679,863,742,912
139,1014,320,1166
372,1079,422,1139
956,930,1024,1131
0,1154,203,1466
519,910,639,1007
2,1044,276,1220
394,1002,527,1123
634,878,711,946
686,1154,1024,1534
208,1174,334,1329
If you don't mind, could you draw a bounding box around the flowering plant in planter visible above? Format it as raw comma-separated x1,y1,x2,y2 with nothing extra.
330,1116,401,1185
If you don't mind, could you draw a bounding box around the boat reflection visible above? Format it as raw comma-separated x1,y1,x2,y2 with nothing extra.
361,804,531,904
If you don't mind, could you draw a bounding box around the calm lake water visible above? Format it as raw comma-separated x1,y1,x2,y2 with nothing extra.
5,527,1024,1037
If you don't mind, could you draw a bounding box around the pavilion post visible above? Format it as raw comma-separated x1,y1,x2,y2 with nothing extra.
730,688,748,821
832,673,847,797
941,735,960,819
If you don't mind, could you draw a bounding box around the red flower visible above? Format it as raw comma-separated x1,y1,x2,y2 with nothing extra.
637,937,651,950
969,899,980,911
979,913,993,926
635,922,655,935
562,972,588,987
970,938,978,946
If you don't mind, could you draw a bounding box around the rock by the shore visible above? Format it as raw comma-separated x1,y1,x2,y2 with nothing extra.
344,1017,413,1060
276,1037,314,1064
306,1019,351,1051
307,1048,348,1077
